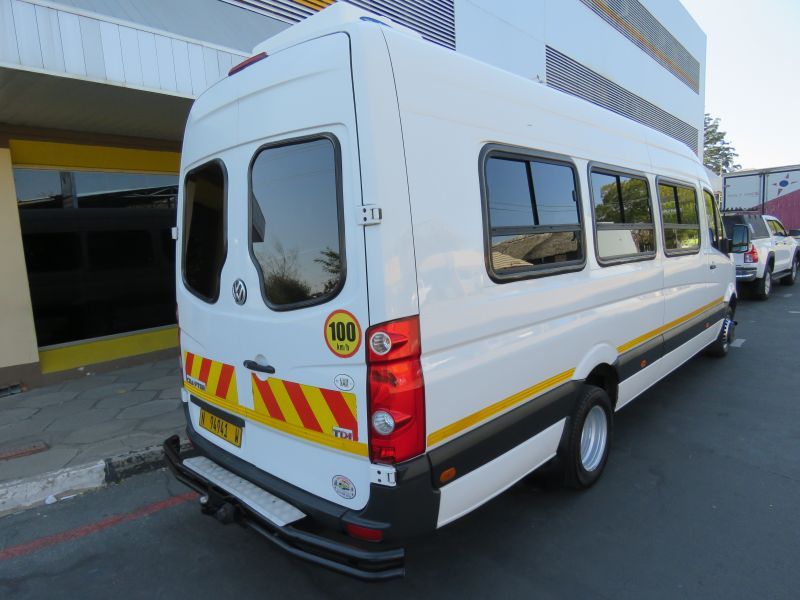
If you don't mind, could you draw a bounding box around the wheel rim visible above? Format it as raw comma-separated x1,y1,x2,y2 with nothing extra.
792,260,797,280
721,316,734,351
580,405,608,472
765,272,771,294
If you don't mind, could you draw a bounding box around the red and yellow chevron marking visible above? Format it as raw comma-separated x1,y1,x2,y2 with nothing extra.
252,376,359,442
183,351,238,404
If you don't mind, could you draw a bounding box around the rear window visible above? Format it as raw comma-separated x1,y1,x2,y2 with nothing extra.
183,161,227,302
249,137,343,309
722,214,769,239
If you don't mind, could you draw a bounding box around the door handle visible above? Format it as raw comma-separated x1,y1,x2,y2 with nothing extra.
709,264,717,270
243,360,275,374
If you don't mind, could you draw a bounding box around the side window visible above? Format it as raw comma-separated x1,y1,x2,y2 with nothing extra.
750,216,770,239
590,169,655,262
703,190,724,250
483,152,583,278
250,137,343,308
183,161,226,302
767,219,786,236
658,182,701,255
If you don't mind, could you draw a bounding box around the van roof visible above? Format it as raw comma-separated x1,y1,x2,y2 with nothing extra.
252,3,421,56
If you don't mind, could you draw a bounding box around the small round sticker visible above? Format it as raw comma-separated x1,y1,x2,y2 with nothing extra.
324,310,362,358
332,475,356,500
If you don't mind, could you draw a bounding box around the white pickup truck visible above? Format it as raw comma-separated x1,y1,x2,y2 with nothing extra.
723,212,799,299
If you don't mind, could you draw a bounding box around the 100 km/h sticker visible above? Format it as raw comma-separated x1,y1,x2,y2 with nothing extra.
324,310,362,358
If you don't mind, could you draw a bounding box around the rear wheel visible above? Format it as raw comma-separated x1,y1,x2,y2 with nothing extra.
754,265,772,300
706,306,735,358
780,254,798,286
561,385,613,489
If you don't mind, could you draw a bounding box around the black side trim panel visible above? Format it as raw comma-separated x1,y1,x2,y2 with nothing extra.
427,381,579,488
663,304,726,355
618,335,663,381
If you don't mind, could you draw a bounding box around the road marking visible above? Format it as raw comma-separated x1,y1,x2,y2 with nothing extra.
790,311,800,314
0,491,197,561
784,294,793,298
730,339,746,348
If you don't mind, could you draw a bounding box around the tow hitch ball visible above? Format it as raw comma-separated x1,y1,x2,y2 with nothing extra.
199,494,237,524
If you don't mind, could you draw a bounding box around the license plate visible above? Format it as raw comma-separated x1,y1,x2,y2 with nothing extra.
199,409,242,447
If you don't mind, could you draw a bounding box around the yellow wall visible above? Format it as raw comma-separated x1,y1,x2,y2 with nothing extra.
0,147,39,369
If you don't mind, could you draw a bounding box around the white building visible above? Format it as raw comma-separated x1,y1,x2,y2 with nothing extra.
0,0,705,389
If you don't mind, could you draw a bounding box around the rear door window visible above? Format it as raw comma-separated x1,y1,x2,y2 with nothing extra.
249,136,343,309
183,161,227,302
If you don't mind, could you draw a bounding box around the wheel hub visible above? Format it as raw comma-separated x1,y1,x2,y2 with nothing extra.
580,405,608,472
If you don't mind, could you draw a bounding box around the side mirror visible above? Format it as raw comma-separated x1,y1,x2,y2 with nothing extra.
790,229,800,238
719,238,731,255
731,223,751,253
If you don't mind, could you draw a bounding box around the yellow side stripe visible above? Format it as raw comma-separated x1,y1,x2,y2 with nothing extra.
186,382,369,457
427,368,575,447
616,297,724,354
428,297,726,448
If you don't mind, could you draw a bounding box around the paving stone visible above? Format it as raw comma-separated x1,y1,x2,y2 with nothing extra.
0,407,38,422
0,447,79,483
76,382,138,402
158,387,181,400
136,409,187,434
45,409,120,432
63,419,134,445
94,390,157,411
136,374,181,392
106,363,155,378
118,399,181,420
61,375,118,392
17,391,79,408
0,416,56,444
153,358,181,370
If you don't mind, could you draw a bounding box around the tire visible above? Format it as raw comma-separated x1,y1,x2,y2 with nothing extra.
780,254,798,286
560,385,613,490
706,306,735,358
754,263,772,300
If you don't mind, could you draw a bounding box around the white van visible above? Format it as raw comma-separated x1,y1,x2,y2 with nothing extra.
164,5,738,580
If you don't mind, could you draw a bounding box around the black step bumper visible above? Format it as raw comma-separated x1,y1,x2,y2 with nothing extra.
163,434,407,581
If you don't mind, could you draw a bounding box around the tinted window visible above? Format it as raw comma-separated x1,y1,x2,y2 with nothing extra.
704,190,724,249
591,170,655,261
484,153,583,277
722,214,769,239
250,138,343,308
183,161,226,302
88,231,154,270
486,159,535,228
658,183,700,254
22,233,82,273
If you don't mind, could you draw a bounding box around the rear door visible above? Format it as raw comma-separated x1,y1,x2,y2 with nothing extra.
766,217,791,271
178,33,373,510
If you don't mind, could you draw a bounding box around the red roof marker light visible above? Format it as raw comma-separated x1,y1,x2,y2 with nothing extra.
228,52,267,76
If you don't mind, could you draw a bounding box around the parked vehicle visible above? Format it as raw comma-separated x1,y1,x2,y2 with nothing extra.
164,5,738,579
723,165,800,231
722,212,799,299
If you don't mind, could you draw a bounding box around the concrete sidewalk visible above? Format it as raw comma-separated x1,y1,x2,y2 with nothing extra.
0,357,185,515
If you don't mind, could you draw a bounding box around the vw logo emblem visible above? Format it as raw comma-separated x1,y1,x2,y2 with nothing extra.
232,279,247,305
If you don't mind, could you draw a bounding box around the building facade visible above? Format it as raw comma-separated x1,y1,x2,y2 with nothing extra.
0,0,705,390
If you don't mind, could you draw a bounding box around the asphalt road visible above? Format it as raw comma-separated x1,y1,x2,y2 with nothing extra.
1,289,799,599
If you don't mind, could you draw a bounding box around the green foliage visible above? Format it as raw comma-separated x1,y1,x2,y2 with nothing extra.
703,113,741,174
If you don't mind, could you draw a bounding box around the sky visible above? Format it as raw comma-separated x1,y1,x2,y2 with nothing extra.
680,0,800,170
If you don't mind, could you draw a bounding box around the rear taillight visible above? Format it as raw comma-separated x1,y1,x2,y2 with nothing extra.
345,523,383,543
366,316,425,464
744,244,759,263
228,52,267,76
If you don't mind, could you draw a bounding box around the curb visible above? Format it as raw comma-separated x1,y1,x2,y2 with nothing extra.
0,439,192,517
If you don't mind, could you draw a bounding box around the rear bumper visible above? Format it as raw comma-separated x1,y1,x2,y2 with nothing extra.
735,266,758,281
163,434,407,580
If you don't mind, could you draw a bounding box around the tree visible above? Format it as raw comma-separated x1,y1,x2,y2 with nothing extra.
703,113,741,174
